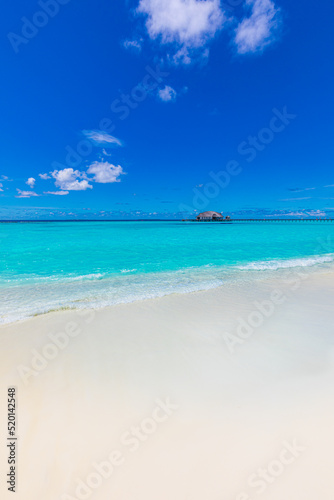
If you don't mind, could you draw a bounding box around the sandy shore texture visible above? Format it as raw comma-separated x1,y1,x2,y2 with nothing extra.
1,270,334,499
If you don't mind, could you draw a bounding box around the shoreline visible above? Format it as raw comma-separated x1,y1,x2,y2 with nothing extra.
1,265,333,340
1,257,334,326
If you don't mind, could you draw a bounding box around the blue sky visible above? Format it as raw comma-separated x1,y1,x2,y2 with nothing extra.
1,0,334,219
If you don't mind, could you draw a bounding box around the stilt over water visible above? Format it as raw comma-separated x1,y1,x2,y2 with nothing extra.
183,218,333,223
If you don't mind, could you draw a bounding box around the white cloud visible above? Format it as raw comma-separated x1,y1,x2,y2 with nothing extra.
26,177,36,188
82,130,123,147
288,187,316,193
158,85,177,102
44,191,69,196
282,211,307,217
306,210,327,217
39,173,51,180
234,0,281,54
51,168,93,191
0,183,3,192
279,197,312,201
123,39,143,51
16,189,39,198
137,0,224,63
87,162,125,184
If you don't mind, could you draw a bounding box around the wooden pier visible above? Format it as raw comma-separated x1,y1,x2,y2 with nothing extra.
184,218,333,223
225,218,333,223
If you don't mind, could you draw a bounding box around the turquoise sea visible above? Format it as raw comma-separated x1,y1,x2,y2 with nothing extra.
1,221,334,323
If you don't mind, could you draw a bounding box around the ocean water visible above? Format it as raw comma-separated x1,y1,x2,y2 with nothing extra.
1,221,334,323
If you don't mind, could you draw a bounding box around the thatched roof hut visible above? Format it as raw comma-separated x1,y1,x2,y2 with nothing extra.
196,211,223,220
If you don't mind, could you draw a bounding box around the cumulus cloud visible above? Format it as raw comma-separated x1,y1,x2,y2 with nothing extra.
82,130,123,147
26,177,36,188
137,0,224,63
39,173,51,180
51,168,93,191
158,85,177,102
44,191,69,196
16,189,39,198
0,183,3,192
87,162,125,184
234,0,281,54
133,0,283,62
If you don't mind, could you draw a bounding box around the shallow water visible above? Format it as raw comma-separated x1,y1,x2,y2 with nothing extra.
1,221,334,323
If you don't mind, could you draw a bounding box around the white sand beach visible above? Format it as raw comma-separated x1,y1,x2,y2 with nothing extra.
1,270,334,499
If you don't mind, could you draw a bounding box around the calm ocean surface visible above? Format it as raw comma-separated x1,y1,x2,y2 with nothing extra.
1,221,334,323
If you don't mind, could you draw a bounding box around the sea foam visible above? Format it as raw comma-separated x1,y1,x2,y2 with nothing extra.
236,254,334,271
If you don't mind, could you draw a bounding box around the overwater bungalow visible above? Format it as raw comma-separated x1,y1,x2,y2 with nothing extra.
196,211,223,221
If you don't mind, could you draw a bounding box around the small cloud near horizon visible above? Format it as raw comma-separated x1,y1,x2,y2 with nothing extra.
87,161,125,184
51,168,93,191
44,191,69,196
26,177,36,188
279,197,312,201
16,189,39,198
